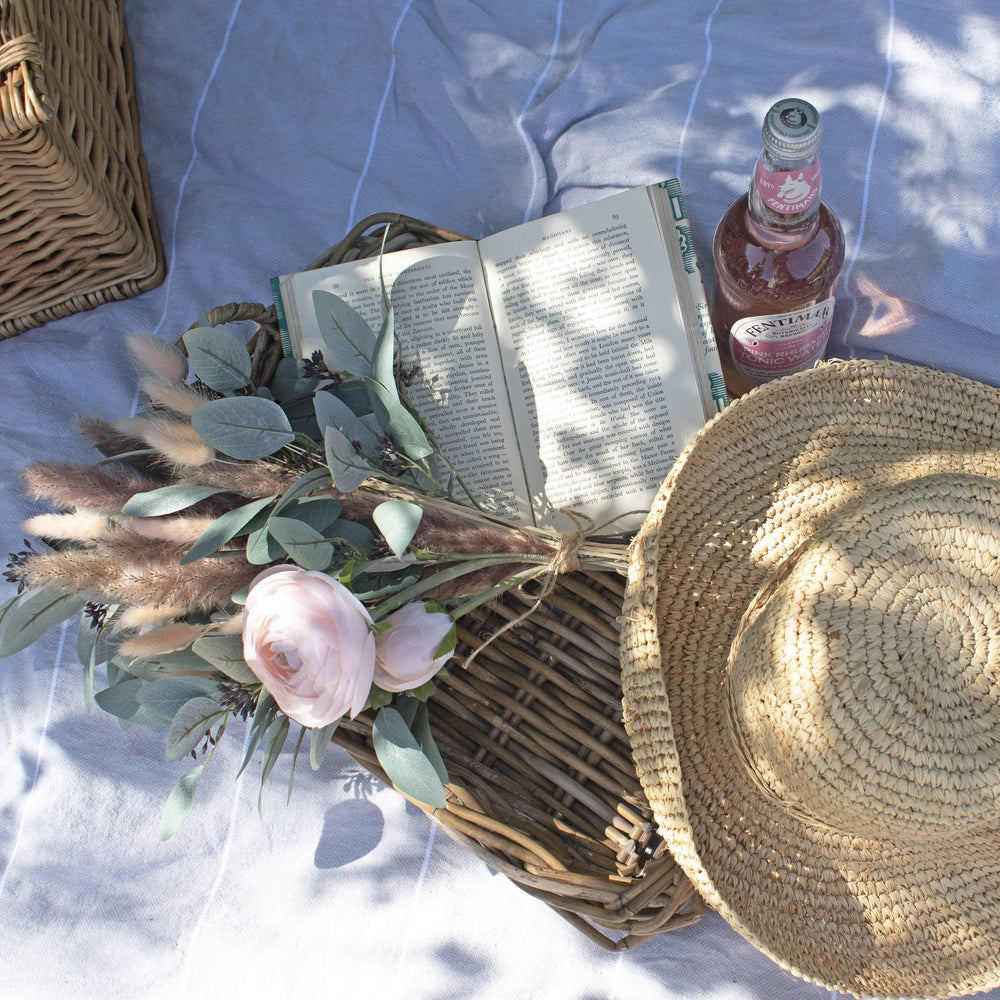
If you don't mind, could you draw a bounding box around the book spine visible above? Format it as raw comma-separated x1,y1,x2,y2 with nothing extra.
270,276,293,357
660,179,729,413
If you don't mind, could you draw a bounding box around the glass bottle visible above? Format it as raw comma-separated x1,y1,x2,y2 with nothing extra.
712,98,845,396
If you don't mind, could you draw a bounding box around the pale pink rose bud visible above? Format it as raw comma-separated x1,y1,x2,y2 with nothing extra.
242,565,376,727
373,601,455,693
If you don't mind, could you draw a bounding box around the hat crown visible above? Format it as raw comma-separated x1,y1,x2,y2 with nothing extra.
725,474,1000,844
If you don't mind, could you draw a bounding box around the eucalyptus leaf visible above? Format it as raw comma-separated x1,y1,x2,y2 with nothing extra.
273,466,333,514
268,358,321,434
335,380,375,418
371,706,447,809
270,355,317,398
113,650,218,681
82,642,96,710
411,701,449,784
0,585,87,658
395,692,420,727
268,516,334,571
77,605,118,672
366,384,433,461
314,392,381,458
258,713,291,811
362,298,431,459
180,494,277,565
328,519,375,557
95,676,181,727
371,301,397,390
348,564,423,602
182,325,252,391
237,692,279,778
160,764,205,840
165,696,227,762
121,483,222,517
94,677,143,721
191,396,295,460
246,523,284,565
359,554,419,573
192,634,259,684
325,426,371,493
280,496,342,534
372,500,423,557
309,720,339,770
136,677,222,726
312,289,377,376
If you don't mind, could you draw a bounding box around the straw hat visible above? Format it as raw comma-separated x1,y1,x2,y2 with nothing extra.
620,359,1000,999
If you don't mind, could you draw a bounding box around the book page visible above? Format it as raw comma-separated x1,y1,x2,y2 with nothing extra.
277,242,531,521
478,186,709,533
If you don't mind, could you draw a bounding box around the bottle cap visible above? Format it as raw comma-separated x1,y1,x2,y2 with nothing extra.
762,98,821,157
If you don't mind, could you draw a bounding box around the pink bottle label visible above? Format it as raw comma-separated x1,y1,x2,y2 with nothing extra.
730,297,835,385
754,160,821,214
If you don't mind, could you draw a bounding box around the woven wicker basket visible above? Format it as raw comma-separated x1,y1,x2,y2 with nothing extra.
198,215,703,949
0,0,163,337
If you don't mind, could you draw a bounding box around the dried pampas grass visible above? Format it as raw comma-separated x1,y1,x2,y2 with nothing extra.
117,622,209,659
126,331,189,383
126,515,220,545
113,416,216,468
118,604,187,629
23,533,258,618
23,462,160,514
76,416,148,458
139,376,211,418
22,511,110,543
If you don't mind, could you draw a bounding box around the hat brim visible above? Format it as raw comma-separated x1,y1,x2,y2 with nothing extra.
620,359,1000,999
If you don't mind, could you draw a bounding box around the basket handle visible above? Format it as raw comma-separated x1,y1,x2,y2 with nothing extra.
182,214,468,385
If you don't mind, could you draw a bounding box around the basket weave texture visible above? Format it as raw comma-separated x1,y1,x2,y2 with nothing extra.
206,214,703,949
0,0,163,337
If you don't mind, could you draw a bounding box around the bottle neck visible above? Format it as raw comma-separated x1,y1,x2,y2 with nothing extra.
746,146,822,248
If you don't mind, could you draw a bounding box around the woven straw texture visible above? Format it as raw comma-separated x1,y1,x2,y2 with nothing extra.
203,214,703,950
0,0,163,337
620,359,1000,998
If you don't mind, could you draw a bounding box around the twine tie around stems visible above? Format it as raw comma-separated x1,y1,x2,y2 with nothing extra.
461,509,594,669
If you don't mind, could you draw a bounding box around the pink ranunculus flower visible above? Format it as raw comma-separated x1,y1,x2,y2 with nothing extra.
374,601,455,693
242,565,376,727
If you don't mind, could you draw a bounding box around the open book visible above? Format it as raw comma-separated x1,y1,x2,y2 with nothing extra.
272,181,727,533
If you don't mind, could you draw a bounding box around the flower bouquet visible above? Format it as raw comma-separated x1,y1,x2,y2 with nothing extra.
0,217,701,947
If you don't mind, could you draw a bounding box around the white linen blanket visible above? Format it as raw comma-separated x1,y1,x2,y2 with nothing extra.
2,2,997,997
